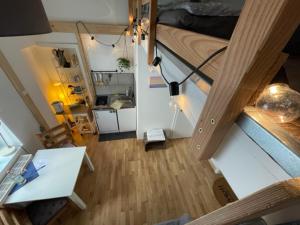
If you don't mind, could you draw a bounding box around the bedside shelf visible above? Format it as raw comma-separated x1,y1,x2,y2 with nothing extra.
237,106,300,177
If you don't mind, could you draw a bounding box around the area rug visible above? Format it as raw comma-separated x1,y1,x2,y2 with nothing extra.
98,131,136,142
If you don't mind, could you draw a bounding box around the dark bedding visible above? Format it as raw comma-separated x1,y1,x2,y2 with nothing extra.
157,9,300,55
158,9,238,40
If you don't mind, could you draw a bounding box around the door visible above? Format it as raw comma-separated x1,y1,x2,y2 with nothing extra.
117,107,136,132
94,110,118,133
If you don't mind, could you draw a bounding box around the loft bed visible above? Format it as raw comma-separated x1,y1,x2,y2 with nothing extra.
136,0,300,161
141,0,300,78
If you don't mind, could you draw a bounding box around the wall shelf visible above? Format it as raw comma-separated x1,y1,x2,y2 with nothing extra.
237,106,300,177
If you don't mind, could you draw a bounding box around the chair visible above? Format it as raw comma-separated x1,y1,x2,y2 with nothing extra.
37,123,75,149
26,123,79,225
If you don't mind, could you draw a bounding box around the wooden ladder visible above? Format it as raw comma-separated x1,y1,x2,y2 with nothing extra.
186,178,300,225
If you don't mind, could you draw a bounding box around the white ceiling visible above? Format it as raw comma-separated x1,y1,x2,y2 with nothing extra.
42,0,129,25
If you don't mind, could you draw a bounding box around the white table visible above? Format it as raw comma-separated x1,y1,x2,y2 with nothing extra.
5,147,94,210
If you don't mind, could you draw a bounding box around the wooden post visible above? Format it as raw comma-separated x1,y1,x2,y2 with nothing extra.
187,178,300,225
74,26,96,105
50,21,127,35
0,51,49,130
147,0,157,65
191,0,300,160
128,0,135,35
137,0,142,45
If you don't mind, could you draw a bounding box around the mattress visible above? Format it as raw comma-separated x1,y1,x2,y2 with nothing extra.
158,9,238,40
157,9,300,55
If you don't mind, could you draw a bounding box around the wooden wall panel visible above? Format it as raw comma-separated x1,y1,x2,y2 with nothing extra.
156,24,228,80
191,0,300,160
50,21,127,35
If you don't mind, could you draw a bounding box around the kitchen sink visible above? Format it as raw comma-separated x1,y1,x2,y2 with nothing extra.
95,94,135,109
95,95,108,106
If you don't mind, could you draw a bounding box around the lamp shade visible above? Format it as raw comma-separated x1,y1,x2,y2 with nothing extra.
0,0,51,37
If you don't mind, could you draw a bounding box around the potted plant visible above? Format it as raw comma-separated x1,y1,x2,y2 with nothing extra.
117,57,131,72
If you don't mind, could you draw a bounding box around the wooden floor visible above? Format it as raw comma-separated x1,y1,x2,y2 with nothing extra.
56,136,221,225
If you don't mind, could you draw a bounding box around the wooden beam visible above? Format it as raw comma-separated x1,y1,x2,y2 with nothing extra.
147,0,157,65
50,21,128,35
191,0,300,160
248,53,288,105
128,0,134,35
137,0,142,45
74,28,96,105
0,51,49,130
156,24,228,80
187,178,300,225
142,0,149,5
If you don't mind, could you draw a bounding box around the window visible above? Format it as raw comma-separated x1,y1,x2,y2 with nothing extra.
0,120,21,172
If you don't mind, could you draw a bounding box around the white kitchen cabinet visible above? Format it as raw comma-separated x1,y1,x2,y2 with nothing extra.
117,107,136,132
94,110,119,134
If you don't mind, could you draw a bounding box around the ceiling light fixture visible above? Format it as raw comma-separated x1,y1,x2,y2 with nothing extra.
0,0,51,37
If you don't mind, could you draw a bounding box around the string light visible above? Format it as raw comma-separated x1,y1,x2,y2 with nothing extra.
76,21,129,48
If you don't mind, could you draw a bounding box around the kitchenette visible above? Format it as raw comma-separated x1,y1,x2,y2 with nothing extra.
91,71,136,134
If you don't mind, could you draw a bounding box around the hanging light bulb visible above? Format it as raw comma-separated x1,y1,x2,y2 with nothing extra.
169,96,177,108
256,83,300,123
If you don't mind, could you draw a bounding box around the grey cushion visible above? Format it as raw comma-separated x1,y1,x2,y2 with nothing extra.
26,198,68,225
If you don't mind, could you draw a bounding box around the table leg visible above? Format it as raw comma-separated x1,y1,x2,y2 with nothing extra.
69,192,86,210
84,152,94,172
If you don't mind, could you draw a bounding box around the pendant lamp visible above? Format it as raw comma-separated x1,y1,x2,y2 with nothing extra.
0,0,51,37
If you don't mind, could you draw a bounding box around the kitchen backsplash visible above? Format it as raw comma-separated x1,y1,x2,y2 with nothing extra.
93,73,134,96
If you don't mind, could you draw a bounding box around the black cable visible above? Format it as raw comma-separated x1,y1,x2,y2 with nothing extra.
20,146,30,154
155,41,227,86
76,21,129,47
158,63,170,85
178,46,227,85
155,42,170,85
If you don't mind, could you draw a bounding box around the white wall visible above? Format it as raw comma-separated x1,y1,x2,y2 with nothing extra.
0,68,42,152
0,32,81,150
81,34,134,72
156,45,208,126
135,45,175,139
0,35,59,128
42,0,129,25
134,39,204,139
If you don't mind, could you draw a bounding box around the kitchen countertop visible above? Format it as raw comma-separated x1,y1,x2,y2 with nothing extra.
93,94,135,110
92,104,135,111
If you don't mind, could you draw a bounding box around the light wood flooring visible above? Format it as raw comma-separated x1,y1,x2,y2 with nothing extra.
56,136,221,225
